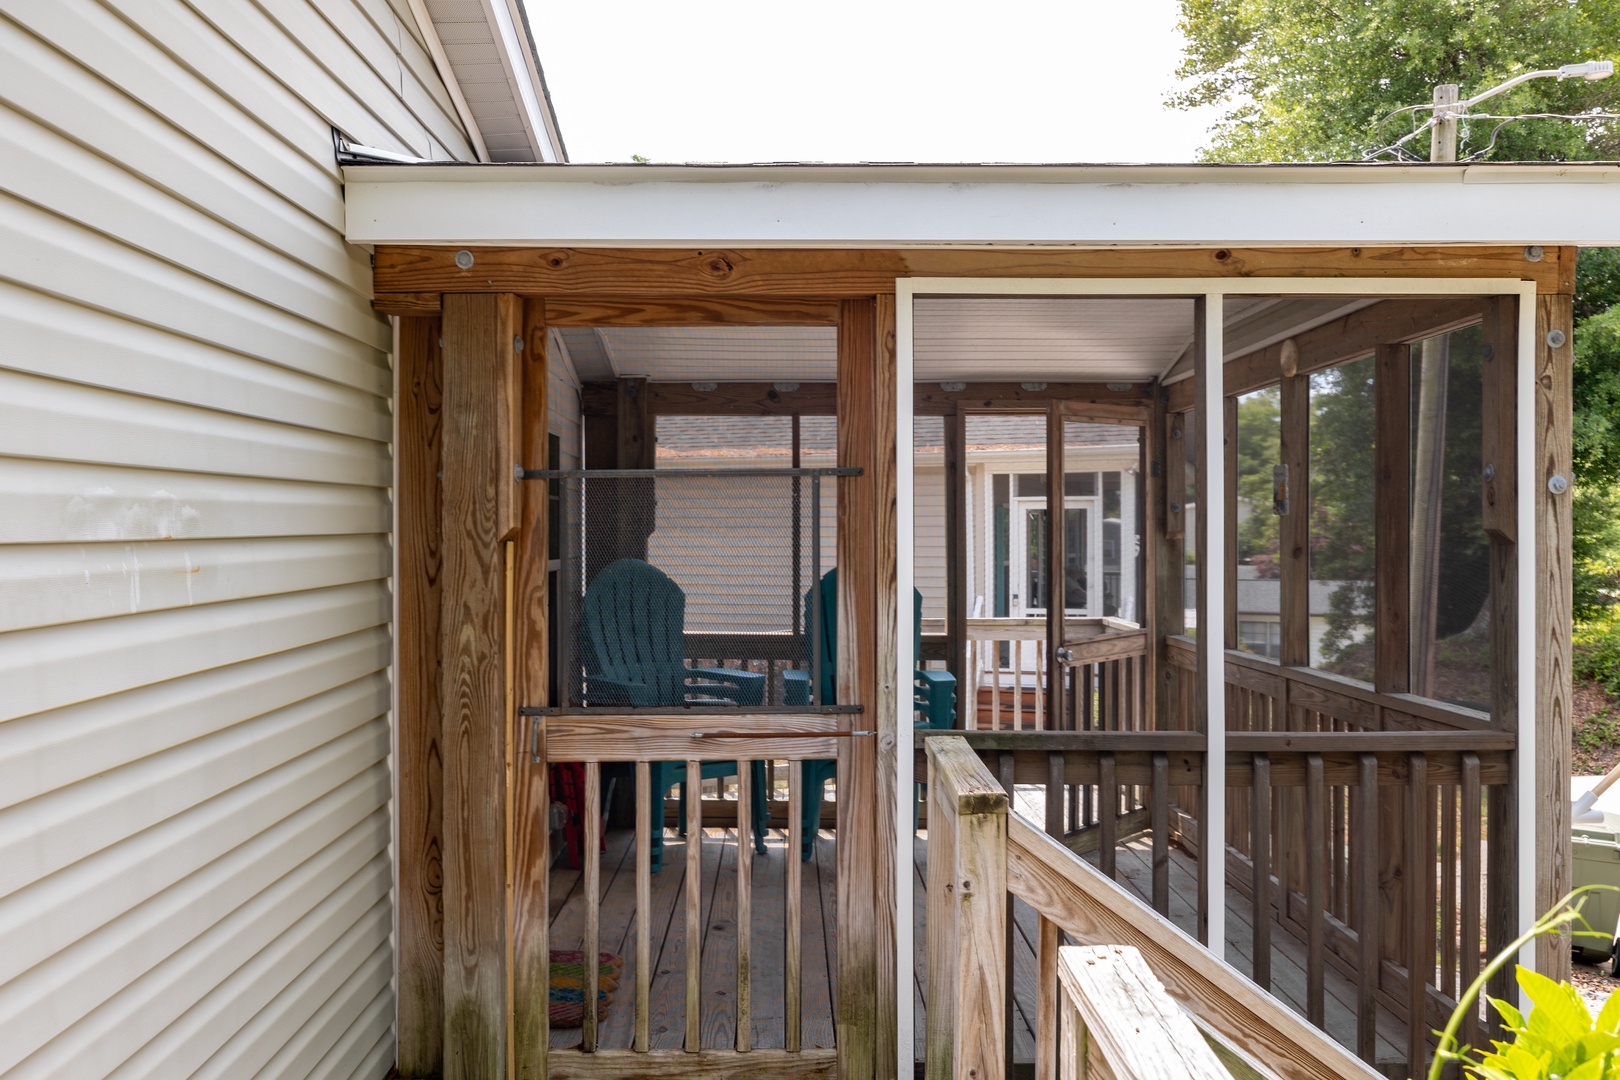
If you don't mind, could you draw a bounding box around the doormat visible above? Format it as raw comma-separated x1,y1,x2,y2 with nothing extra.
549,950,624,1028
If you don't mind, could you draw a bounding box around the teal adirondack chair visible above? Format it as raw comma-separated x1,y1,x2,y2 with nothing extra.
782,569,957,859
581,558,769,872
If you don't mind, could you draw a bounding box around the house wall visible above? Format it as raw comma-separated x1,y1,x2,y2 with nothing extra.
0,3,476,1077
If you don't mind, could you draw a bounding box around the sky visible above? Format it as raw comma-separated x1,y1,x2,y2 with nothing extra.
523,0,1225,165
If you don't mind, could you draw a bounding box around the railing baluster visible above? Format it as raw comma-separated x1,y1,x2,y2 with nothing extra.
1035,915,1060,1080
635,761,652,1052
1356,753,1380,1065
736,761,752,1052
999,751,1017,1080
786,765,802,1052
1251,753,1271,990
686,758,703,1052
1152,751,1169,915
1460,753,1482,1055
1046,751,1064,839
1441,781,1457,999
1305,752,1326,1026
584,761,602,1052
1098,752,1116,880
1406,751,1429,1076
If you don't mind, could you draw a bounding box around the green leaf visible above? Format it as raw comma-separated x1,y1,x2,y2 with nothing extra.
1518,968,1594,1046
1595,991,1620,1036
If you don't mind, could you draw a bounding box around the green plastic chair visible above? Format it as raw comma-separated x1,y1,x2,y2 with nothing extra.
782,569,957,859
581,558,769,872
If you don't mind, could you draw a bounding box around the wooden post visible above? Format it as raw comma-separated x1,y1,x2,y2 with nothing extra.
1149,390,1183,732
1535,289,1574,979
945,409,969,710
1047,405,1067,729
1374,343,1411,694
837,296,900,1078
398,315,445,1078
1224,396,1239,651
440,293,522,1080
1278,370,1310,669
923,738,1008,1080
512,299,551,1078
1142,395,1162,732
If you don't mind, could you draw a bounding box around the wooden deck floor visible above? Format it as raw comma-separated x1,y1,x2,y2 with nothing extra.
546,823,839,1051
547,791,1408,1067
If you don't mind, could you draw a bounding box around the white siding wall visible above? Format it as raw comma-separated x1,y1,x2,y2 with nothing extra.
0,1,472,1076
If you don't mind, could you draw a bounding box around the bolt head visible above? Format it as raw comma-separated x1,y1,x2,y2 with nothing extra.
454,249,474,269
1525,245,1545,262
1549,474,1570,495
1547,329,1568,349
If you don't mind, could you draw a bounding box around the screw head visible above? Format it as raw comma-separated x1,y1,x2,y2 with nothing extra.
1525,245,1545,262
1482,463,1495,482
1547,329,1568,349
454,249,474,269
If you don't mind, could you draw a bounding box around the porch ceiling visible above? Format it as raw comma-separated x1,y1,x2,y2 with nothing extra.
554,297,1340,384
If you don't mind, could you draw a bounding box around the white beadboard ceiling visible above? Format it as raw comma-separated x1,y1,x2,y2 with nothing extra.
559,296,1330,383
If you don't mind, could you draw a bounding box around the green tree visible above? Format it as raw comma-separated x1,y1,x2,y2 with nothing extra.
1172,0,1620,626
1171,0,1620,162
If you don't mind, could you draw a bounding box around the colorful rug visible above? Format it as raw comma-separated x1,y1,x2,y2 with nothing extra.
549,950,624,1028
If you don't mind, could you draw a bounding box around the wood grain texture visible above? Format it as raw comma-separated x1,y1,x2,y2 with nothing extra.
687,759,704,1052
372,246,1562,298
441,293,522,1080
1405,754,1429,1074
1535,291,1574,979
1055,945,1231,1080
513,297,552,1079
1035,916,1060,1080
1374,343,1411,695
1005,813,1384,1080
378,291,444,316
541,714,844,762
398,315,445,1078
1355,754,1379,1065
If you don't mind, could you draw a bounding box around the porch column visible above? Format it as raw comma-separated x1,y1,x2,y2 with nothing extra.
440,293,523,1080
837,295,900,1079
1194,295,1226,952
1534,287,1574,979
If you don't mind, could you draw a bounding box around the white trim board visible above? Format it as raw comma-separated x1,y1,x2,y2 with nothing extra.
343,163,1620,247
892,277,1538,1075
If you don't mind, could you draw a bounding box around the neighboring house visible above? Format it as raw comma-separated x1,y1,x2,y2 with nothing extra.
0,4,561,1077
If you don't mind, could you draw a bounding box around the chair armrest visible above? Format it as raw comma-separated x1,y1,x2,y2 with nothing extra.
687,666,766,706
584,674,656,706
914,668,957,730
782,668,812,706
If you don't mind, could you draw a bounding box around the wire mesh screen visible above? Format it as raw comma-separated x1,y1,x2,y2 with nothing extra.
552,469,842,710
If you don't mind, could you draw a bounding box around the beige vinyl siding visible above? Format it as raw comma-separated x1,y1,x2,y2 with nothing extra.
0,0,471,1076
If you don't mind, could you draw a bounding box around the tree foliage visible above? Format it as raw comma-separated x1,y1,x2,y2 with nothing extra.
1172,0,1620,163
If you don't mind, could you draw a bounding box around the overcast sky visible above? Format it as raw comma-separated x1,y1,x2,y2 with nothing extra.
524,0,1224,164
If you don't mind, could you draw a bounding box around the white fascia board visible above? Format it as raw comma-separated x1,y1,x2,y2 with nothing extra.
342,162,1620,247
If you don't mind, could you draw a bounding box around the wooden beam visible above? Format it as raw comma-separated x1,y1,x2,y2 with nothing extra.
398,316,445,1078
1047,406,1066,730
944,410,969,703
1224,396,1239,651
581,380,1154,418
545,296,842,326
1481,297,1519,542
835,296,898,1077
1534,289,1574,979
512,299,551,1078
377,291,444,316
440,293,522,1080
1163,296,1494,413
616,376,653,468
1277,371,1310,669
1374,343,1411,695
372,246,1562,298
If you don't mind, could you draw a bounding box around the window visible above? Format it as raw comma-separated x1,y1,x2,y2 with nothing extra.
1239,620,1282,659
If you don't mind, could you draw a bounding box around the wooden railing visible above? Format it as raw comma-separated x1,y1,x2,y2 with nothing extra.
923,735,1381,1080
921,617,1148,731
1160,637,1517,1076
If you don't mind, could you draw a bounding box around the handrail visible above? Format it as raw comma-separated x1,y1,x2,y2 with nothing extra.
923,735,1382,1080
1057,944,1233,1080
1165,635,1495,732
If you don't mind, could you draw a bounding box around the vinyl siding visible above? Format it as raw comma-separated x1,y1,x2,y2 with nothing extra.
0,0,470,1076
